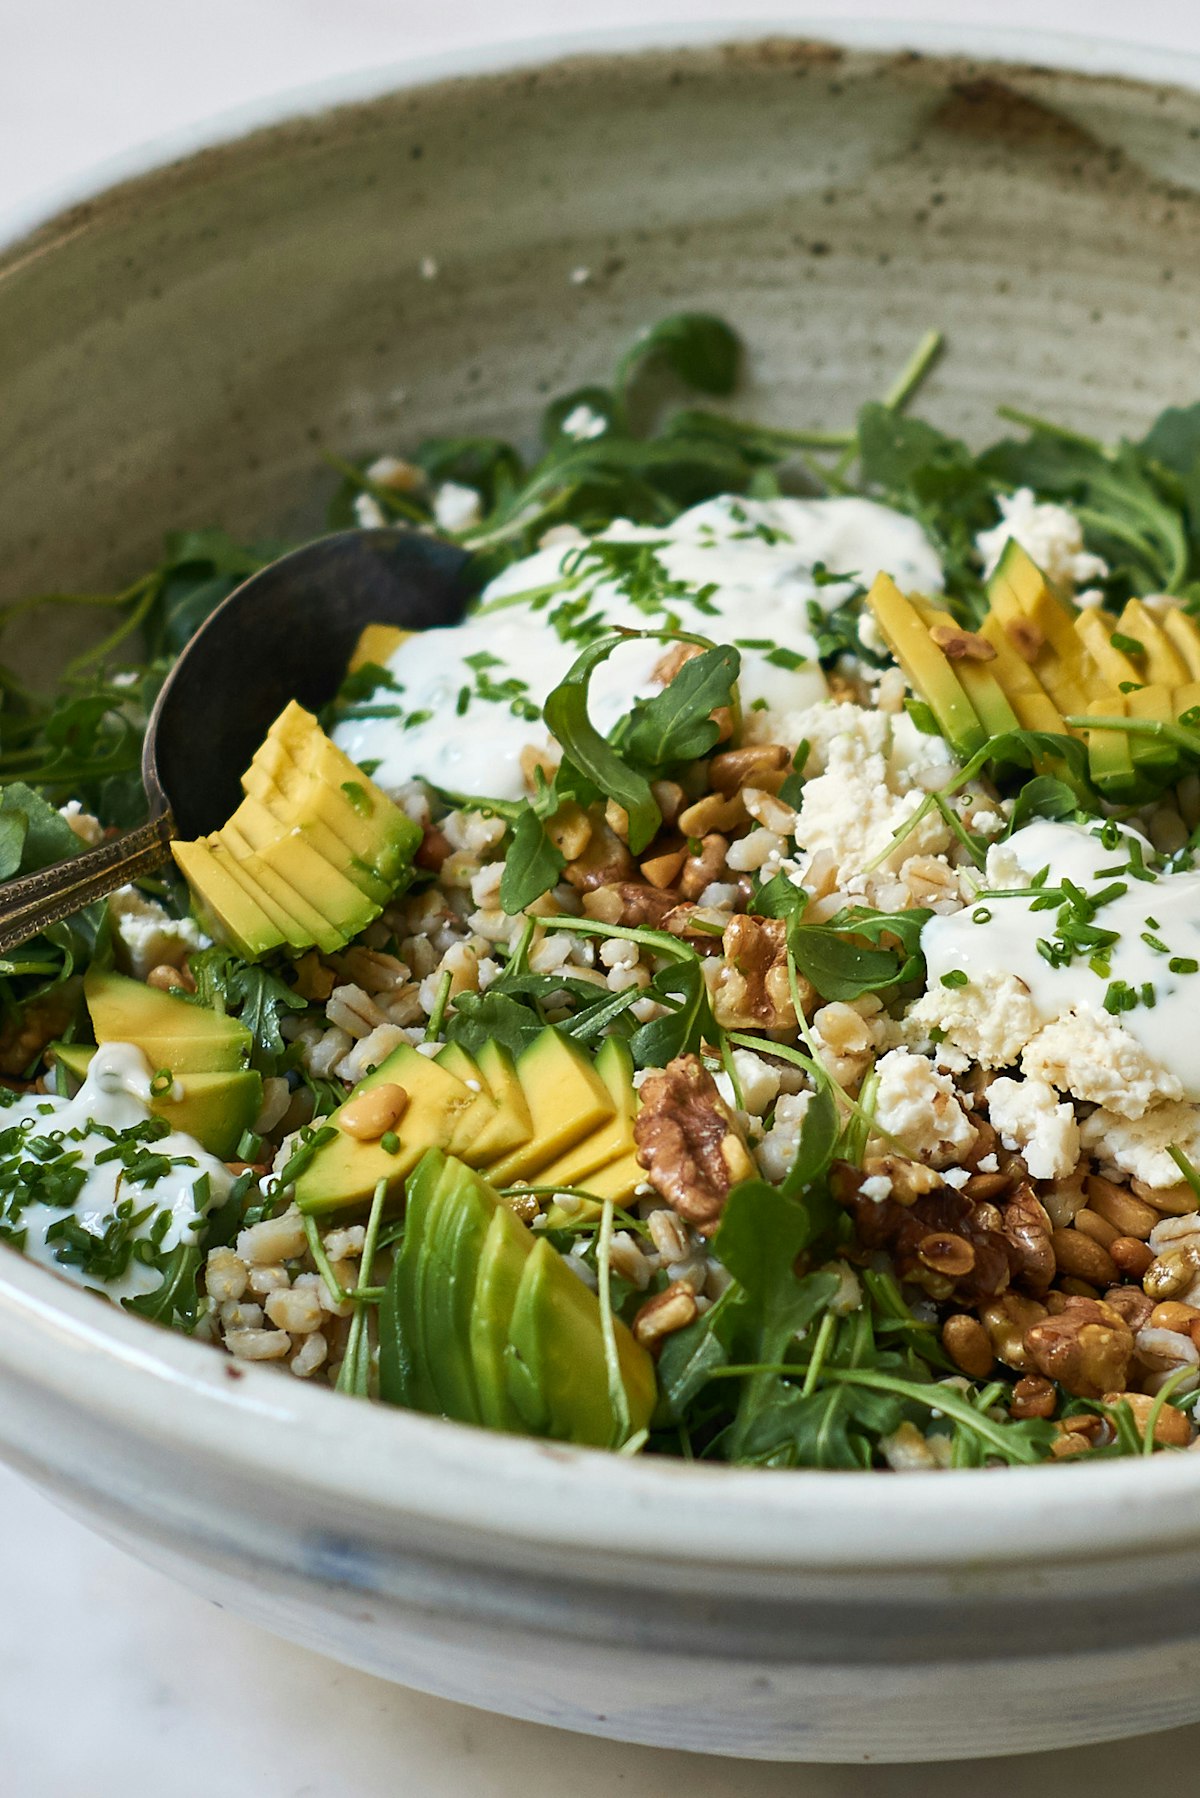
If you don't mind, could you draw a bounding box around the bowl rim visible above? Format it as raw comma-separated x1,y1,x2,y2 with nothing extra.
5,17,1200,1574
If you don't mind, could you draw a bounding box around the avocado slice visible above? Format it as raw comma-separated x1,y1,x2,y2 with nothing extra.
913,601,1022,744
975,614,1069,734
1083,696,1141,803
486,1029,617,1188
1075,611,1178,783
418,1156,504,1424
1164,608,1200,679
503,1236,656,1447
264,701,421,885
294,1043,476,1214
865,574,985,760
986,558,1092,718
1118,600,1188,685
1127,682,1185,782
541,1152,649,1228
209,831,346,955
436,1042,531,1165
52,1043,263,1159
220,795,378,940
84,968,252,1073
383,1147,446,1411
171,839,285,962
474,1041,533,1140
348,623,413,674
244,736,419,892
534,1038,637,1190
471,1202,535,1431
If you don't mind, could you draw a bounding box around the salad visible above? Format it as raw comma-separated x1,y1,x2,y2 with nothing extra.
5,313,1200,1469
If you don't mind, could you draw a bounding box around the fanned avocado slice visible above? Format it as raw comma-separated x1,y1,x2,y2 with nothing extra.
503,1236,655,1447
84,968,252,1073
170,839,284,961
210,831,347,954
419,1158,501,1424
470,1202,534,1432
436,1042,531,1165
1118,599,1188,685
865,574,985,760
487,1029,616,1187
1163,608,1200,679
294,1044,475,1214
381,1148,446,1411
1075,611,1180,782
535,1038,638,1189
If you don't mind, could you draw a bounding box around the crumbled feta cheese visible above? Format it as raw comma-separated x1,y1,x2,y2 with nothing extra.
107,886,208,981
432,482,483,533
755,1091,813,1183
561,403,608,442
58,800,104,846
977,1152,999,1174
856,607,888,658
860,1174,893,1203
904,970,1042,1069
1021,1006,1182,1120
727,1048,783,1121
976,487,1108,590
985,1076,1080,1180
870,1047,977,1168
794,716,956,885
1080,1100,1200,1190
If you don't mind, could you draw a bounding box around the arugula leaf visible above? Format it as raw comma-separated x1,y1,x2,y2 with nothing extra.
616,313,741,402
187,949,308,1075
619,643,740,771
499,807,566,915
751,870,807,919
786,906,930,1003
122,1241,201,1331
444,989,545,1058
781,1083,839,1198
542,636,661,853
628,955,717,1068
1007,773,1082,832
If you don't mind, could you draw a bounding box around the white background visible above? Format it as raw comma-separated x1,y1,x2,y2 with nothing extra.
5,2,1200,1793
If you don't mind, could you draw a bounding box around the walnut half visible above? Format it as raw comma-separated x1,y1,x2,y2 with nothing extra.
709,914,811,1032
633,1053,756,1236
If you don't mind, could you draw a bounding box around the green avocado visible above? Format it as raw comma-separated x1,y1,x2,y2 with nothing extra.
84,968,252,1074
220,798,378,943
470,1202,534,1432
382,1148,446,1412
419,1156,503,1424
208,833,345,955
294,1043,475,1215
170,839,284,961
51,1042,262,1160
437,1041,532,1165
865,574,985,760
503,1235,656,1447
246,725,421,891
486,1028,616,1188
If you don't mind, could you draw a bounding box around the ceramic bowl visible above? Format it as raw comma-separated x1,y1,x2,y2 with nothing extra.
3,23,1200,1764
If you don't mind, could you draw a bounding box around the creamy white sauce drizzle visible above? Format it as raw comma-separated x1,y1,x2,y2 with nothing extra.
333,495,942,801
922,820,1200,1097
0,1044,231,1301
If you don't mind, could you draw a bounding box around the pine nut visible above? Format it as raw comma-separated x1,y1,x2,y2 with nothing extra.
1074,1207,1120,1249
1085,1176,1159,1241
941,1313,994,1379
1109,1236,1155,1279
340,1082,409,1141
1051,1226,1116,1288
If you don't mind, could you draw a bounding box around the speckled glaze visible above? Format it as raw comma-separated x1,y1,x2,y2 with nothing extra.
3,24,1200,1763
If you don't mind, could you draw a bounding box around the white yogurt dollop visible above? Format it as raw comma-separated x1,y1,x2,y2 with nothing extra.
921,820,1200,1098
333,495,942,801
0,1043,231,1302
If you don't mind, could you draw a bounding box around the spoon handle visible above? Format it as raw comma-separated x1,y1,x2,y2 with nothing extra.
0,814,176,957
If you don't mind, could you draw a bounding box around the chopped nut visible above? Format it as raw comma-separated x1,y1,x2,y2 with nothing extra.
929,624,997,662
650,779,686,827
562,815,637,890
604,881,678,928
1023,1295,1134,1398
678,791,747,837
634,1054,756,1236
640,847,687,889
980,1294,1048,1370
633,1280,698,1347
835,1163,1015,1304
710,913,804,1031
1010,1374,1056,1420
941,1313,994,1379
1002,1187,1055,1294
708,743,790,795
146,963,191,992
415,827,452,872
1005,618,1044,662
678,832,731,902
545,800,593,862
1101,1390,1193,1447
1103,1285,1155,1332
1143,1245,1200,1301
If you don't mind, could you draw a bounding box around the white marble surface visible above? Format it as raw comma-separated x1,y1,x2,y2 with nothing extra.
6,0,1200,1789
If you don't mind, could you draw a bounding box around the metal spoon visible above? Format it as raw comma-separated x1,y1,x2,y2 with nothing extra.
0,528,474,956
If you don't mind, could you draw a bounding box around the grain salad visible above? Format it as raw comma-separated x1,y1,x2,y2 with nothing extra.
6,314,1200,1467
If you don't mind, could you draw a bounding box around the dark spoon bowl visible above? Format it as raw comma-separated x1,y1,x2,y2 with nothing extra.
0,528,474,955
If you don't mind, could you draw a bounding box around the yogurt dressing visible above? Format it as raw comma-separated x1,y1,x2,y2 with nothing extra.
921,820,1200,1097
333,494,942,801
0,1043,231,1301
